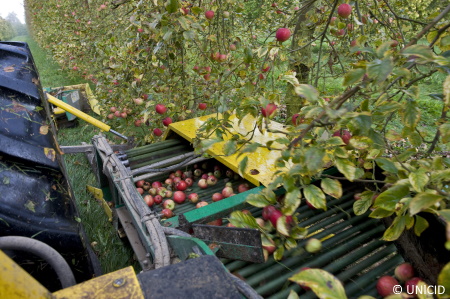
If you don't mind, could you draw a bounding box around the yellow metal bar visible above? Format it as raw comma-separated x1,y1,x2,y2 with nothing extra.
46,93,110,132
53,107,66,115
0,250,52,299
53,266,144,299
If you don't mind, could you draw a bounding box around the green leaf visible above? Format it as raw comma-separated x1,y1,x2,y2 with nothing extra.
305,147,325,173
438,263,450,299
409,169,429,192
282,189,301,215
343,68,366,86
326,136,346,146
438,210,450,222
274,245,285,261
277,215,291,236
183,30,196,40
374,183,410,211
440,123,450,143
376,40,396,58
289,269,348,299
367,57,393,84
369,208,394,219
200,138,221,150
375,157,398,174
303,185,327,210
229,211,259,229
294,84,319,103
382,215,406,241
414,215,429,237
320,178,342,199
335,158,360,182
348,136,372,150
402,44,435,61
240,142,261,153
402,100,420,129
246,193,271,208
396,148,417,162
165,0,180,13
409,192,444,216
353,191,375,215
287,290,300,299
238,156,248,177
290,226,308,239
334,147,349,158
223,140,237,156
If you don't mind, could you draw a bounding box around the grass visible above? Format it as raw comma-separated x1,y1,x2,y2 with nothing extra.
10,35,135,274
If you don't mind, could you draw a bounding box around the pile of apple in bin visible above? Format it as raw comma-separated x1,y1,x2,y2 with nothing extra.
134,162,252,223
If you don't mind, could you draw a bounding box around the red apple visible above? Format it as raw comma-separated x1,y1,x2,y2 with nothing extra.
161,208,173,219
136,180,145,188
162,117,172,126
137,187,144,195
332,129,352,145
207,175,217,186
152,181,162,188
198,179,208,189
134,119,142,127
154,194,163,204
184,178,193,187
222,186,234,198
110,106,117,113
173,191,186,204
261,103,277,118
292,113,304,125
269,209,282,227
153,128,163,136
208,218,223,226
205,10,214,20
275,28,291,42
405,277,422,295
229,44,237,51
376,276,399,297
262,206,277,220
212,193,224,202
120,112,127,118
238,183,250,193
188,193,199,204
337,3,352,18
395,263,415,282
155,104,167,114
176,181,188,191
196,201,209,208
143,195,154,207
198,103,207,110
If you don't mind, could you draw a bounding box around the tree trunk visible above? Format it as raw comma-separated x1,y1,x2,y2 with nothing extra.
285,0,317,121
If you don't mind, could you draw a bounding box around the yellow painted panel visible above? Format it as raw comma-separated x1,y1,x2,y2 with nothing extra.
53,266,143,299
167,113,288,187
0,250,52,299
